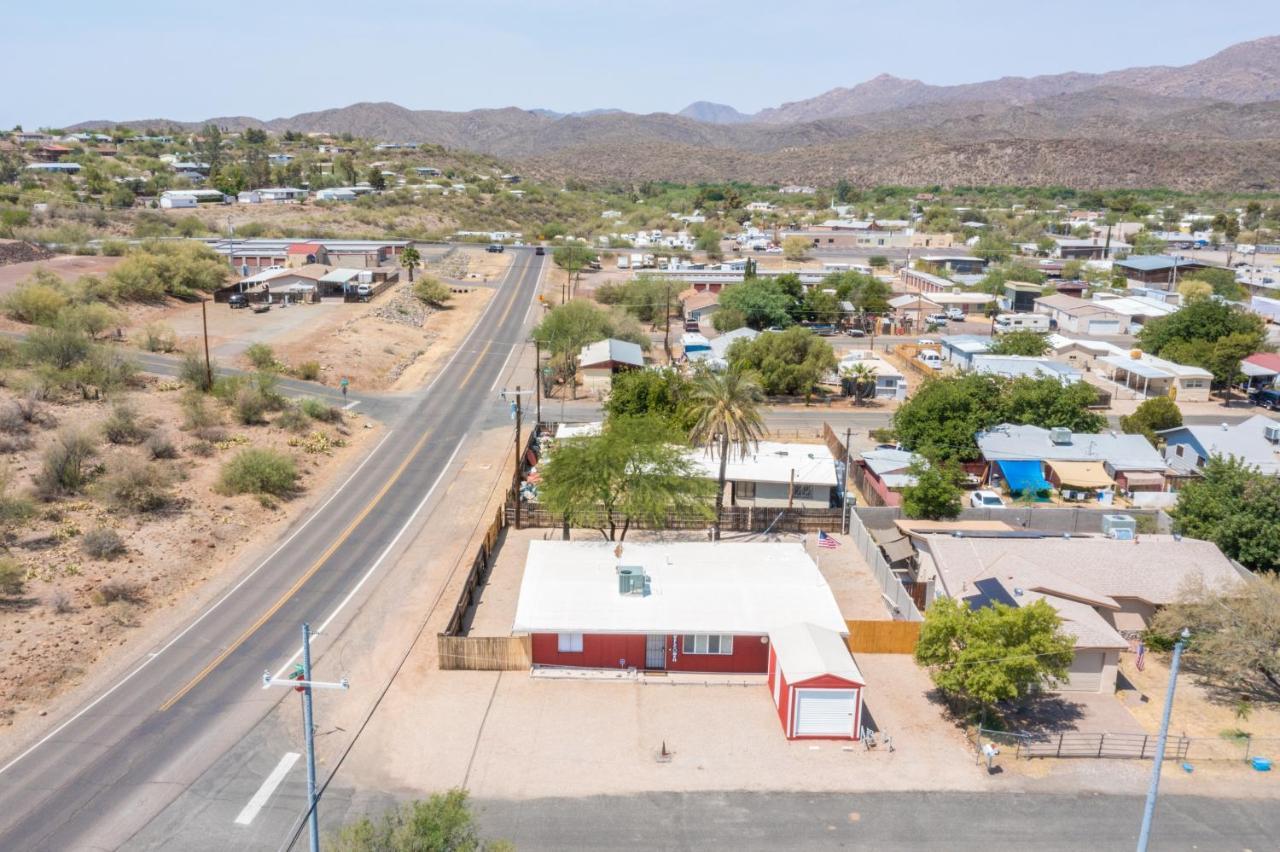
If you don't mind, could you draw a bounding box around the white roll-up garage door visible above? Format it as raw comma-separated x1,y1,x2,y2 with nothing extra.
794,689,857,737
1061,650,1104,692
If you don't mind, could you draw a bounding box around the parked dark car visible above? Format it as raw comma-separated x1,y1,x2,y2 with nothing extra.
534,246,545,255
228,293,248,309
487,243,504,253
1256,389,1280,411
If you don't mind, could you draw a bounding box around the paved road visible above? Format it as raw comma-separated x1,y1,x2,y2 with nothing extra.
473,790,1280,851
0,250,547,851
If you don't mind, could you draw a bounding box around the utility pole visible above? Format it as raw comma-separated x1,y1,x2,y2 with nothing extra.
843,427,853,534
261,624,349,852
534,340,542,425
1136,627,1190,852
514,384,523,529
663,280,672,363
200,298,213,390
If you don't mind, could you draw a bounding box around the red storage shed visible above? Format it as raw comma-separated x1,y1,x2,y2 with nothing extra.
768,622,865,740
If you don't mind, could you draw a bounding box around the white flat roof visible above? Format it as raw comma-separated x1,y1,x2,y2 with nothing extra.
686,441,837,487
512,542,848,635
554,421,603,440
770,622,864,684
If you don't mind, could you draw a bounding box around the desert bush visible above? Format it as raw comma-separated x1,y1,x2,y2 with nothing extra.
253,371,285,408
180,391,219,430
73,346,138,394
301,398,344,423
188,440,216,457
137,323,178,353
274,404,310,433
100,458,173,513
3,280,69,325
218,448,297,498
194,425,229,443
0,467,35,526
211,374,246,403
46,588,74,613
102,401,148,444
245,343,278,370
23,326,91,370
60,303,122,339
0,557,24,596
179,350,214,392
234,387,268,424
81,526,125,559
99,239,127,257
34,429,97,497
144,430,179,459
94,578,144,605
0,401,27,434
294,360,322,381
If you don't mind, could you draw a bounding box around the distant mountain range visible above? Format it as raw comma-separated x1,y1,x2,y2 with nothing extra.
70,36,1280,190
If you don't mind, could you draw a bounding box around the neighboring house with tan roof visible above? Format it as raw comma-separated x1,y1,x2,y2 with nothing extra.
680,289,720,322
1033,294,1127,335
910,533,1249,692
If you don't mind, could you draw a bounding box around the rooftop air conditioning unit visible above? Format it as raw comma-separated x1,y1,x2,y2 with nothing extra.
1049,427,1072,445
1102,514,1137,539
617,566,647,596
1265,423,1280,444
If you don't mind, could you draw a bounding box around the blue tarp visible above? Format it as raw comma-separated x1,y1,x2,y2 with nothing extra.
996,459,1052,497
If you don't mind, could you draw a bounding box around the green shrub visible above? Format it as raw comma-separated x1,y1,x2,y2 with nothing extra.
234,387,268,424
137,322,178,353
23,326,91,370
0,557,24,596
0,468,35,527
179,350,214,392
274,404,310,433
294,360,322,381
102,401,148,444
218,448,298,498
60,303,122,339
3,281,69,325
301,398,343,423
81,526,125,559
211,374,246,403
93,578,143,605
100,240,127,257
180,391,219,430
73,346,139,394
245,343,278,370
144,431,179,459
101,458,172,513
34,429,98,497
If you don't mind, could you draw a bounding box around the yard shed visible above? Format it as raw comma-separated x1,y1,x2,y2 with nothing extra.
768,622,865,740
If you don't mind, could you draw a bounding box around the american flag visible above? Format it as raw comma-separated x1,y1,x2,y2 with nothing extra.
817,531,841,549
1136,641,1146,672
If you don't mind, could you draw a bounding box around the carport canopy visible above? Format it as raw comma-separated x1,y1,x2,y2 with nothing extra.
1047,460,1113,489
996,459,1052,496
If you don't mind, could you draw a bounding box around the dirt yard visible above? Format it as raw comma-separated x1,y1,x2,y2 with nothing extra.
0,254,124,298
0,369,379,725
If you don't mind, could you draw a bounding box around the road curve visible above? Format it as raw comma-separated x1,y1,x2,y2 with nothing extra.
0,250,546,851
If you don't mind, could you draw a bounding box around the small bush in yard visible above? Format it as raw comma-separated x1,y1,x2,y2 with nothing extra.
274,404,310,433
23,326,91,371
0,467,36,527
245,343,278,371
188,440,216,458
46,588,73,613
94,578,144,605
34,429,98,497
180,391,219,430
102,401,148,445
234,387,268,424
194,425,229,444
301,398,343,423
3,281,68,325
294,360,322,381
144,431,179,459
81,526,125,559
101,458,173,513
138,323,178,353
0,557,25,596
179,350,214,392
218,448,297,498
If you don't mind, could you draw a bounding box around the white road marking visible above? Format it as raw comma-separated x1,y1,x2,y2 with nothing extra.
0,429,396,778
342,400,360,410
271,439,466,680
233,752,300,826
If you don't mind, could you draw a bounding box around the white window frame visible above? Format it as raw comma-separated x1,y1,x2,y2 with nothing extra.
681,634,734,655
557,632,584,653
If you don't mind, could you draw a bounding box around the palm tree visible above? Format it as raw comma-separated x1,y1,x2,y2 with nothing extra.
400,245,421,282
688,368,766,540
842,362,877,406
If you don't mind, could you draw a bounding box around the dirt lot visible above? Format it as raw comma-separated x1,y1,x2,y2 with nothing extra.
0,370,379,724
0,254,124,298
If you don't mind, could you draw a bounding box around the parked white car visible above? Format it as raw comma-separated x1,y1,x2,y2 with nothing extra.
917,352,943,370
969,490,1006,508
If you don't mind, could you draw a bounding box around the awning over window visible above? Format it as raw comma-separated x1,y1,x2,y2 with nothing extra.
1119,470,1165,488
1048,460,1114,489
995,459,1051,496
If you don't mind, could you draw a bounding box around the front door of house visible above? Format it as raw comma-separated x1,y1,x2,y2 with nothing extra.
645,634,667,669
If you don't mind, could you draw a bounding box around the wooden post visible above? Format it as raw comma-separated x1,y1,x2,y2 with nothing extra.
788,468,795,509
513,385,523,530
200,298,213,390
534,340,542,425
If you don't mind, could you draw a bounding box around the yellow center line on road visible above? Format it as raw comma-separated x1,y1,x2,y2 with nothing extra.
156,255,539,713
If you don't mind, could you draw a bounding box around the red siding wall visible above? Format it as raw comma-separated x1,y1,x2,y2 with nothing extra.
531,633,770,673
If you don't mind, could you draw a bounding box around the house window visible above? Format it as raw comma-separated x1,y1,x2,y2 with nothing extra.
681,634,734,655
793,484,814,499
557,632,583,653
1175,445,1184,457
736,482,756,500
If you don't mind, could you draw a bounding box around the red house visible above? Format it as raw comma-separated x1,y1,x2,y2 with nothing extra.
512,541,850,676
768,622,865,740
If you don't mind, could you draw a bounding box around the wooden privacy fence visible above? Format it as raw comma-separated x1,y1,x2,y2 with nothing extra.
440,505,507,637
437,635,531,671
509,502,846,534
846,619,921,654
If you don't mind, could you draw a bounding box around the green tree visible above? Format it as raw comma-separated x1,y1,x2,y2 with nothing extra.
800,287,840,324
603,368,696,431
412,276,452,307
901,460,962,520
538,415,714,541
551,244,594,299
711,307,746,333
198,123,223,178
781,235,810,261
717,278,794,330
1186,267,1245,301
1128,230,1166,255
988,330,1048,357
1119,396,1183,445
915,597,1076,714
841,361,877,406
532,300,644,398
727,326,837,397
1171,455,1280,573
687,368,765,541
366,166,386,191
329,789,511,852
1002,378,1104,433
972,232,1013,263
1207,331,1258,400
695,227,724,260
399,245,420,282
1136,299,1265,363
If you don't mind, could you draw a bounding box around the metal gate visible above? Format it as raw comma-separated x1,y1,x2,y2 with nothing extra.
645,634,667,669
